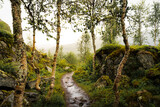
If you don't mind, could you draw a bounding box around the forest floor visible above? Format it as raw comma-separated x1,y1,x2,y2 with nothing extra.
61,72,90,107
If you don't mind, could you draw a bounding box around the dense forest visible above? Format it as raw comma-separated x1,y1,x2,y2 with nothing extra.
0,0,160,107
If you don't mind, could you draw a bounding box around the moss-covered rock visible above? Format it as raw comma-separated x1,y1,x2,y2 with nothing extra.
0,29,13,46
0,19,11,33
0,20,14,60
95,75,112,88
146,63,160,81
96,45,160,80
119,75,130,89
126,90,152,107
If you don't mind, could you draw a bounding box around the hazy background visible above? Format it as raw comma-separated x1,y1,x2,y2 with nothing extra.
0,0,159,54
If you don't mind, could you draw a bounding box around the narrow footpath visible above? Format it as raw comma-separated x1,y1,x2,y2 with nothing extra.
61,72,90,107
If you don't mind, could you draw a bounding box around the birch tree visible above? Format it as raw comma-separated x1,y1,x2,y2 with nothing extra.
71,0,117,72
148,2,160,46
10,0,28,106
78,32,91,62
21,0,53,91
113,0,130,106
47,0,61,98
130,0,148,45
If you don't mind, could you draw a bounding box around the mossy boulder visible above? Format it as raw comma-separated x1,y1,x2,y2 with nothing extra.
96,45,160,80
126,90,152,107
146,63,160,80
0,19,11,33
119,75,130,89
95,75,112,88
0,20,14,60
0,19,13,47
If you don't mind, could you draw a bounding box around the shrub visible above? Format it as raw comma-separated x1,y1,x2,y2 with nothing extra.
64,52,78,65
90,88,115,107
40,68,51,77
26,51,32,59
73,70,89,83
32,94,65,107
57,59,68,68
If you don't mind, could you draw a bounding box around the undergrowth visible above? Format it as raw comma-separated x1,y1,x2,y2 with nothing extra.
73,44,160,107
31,70,66,107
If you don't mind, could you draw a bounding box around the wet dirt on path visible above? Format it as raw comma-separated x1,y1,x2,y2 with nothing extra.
61,72,90,107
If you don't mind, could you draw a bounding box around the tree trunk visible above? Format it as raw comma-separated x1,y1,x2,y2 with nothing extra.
154,24,157,46
47,0,61,98
90,0,96,72
10,0,28,107
113,0,130,107
31,27,36,61
91,25,96,72
110,26,113,44
139,21,142,46
33,65,41,92
31,27,41,92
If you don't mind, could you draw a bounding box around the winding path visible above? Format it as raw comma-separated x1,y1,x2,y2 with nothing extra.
61,72,90,107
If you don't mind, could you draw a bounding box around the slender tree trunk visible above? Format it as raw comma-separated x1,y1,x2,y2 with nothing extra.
154,24,157,46
31,27,41,92
90,0,96,72
10,0,28,107
91,25,96,72
110,27,113,44
31,27,36,61
47,0,61,98
34,66,41,92
139,21,142,46
113,0,130,107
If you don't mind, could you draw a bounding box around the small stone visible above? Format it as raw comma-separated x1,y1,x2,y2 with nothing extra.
70,99,76,104
80,98,87,103
79,102,84,106
67,83,74,87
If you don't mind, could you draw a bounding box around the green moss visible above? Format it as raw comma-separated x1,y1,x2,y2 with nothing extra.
0,59,19,77
96,44,123,56
0,29,13,47
95,75,113,88
97,45,160,58
105,47,125,60
26,51,32,59
146,63,160,80
0,20,11,33
119,75,130,89
132,79,141,88
39,58,50,64
122,89,152,106
133,45,160,61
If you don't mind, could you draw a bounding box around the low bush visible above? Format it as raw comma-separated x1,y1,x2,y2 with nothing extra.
73,70,90,83
32,93,65,107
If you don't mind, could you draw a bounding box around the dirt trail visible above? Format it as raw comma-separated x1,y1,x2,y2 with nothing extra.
61,72,90,107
